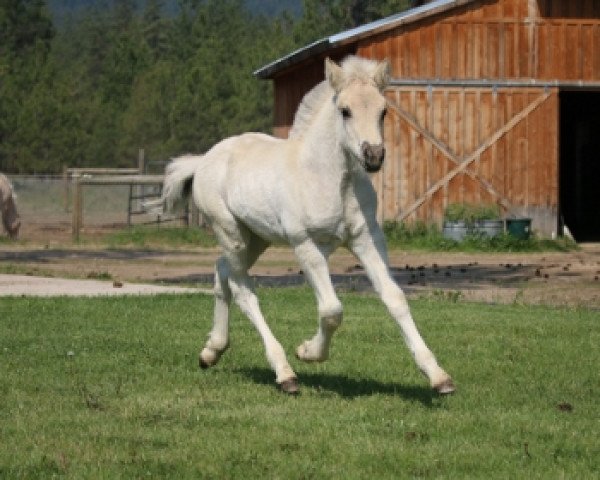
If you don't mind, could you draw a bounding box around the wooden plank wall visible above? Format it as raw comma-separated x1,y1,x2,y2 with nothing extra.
273,0,600,136
272,49,355,138
357,0,600,82
273,62,323,138
372,86,558,233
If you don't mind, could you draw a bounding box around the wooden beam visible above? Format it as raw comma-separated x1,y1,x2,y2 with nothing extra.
68,168,141,176
76,175,164,186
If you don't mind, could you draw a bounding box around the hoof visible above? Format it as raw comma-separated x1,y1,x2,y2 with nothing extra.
295,342,327,363
434,378,456,395
198,350,217,369
279,378,300,395
199,357,210,370
199,345,227,370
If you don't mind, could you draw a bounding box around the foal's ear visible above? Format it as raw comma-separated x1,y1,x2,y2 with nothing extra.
325,57,345,93
373,59,390,91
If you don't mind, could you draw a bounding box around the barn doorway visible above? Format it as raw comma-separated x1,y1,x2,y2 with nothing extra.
559,91,600,242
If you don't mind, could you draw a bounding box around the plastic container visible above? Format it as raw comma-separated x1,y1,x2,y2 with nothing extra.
443,220,504,241
442,221,468,241
506,218,532,240
474,220,504,238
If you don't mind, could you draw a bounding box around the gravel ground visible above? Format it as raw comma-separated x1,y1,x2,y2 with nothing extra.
1,239,599,307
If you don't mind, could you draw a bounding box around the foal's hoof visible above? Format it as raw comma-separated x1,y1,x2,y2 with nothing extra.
199,350,217,369
279,378,300,395
295,342,328,363
433,378,456,395
199,346,226,369
199,357,210,369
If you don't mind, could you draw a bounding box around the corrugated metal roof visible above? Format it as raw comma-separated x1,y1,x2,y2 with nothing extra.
254,0,476,79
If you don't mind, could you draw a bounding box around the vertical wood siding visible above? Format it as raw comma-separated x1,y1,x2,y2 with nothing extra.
357,0,600,82
272,49,355,138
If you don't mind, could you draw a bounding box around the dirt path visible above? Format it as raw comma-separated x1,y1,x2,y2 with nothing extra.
1,239,599,307
0,273,209,297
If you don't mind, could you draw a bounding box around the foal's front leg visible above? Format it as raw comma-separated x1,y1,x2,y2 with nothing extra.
293,240,343,362
350,229,455,394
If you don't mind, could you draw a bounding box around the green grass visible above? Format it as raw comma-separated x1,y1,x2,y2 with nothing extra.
0,236,15,245
1,289,598,478
103,225,218,248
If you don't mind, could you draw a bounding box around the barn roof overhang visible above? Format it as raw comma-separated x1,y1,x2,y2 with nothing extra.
254,0,477,80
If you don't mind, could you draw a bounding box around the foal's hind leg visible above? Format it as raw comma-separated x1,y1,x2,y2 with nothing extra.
227,269,298,392
202,226,298,392
199,256,232,369
199,235,269,369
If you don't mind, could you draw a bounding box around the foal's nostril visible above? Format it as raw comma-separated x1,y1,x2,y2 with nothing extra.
361,142,370,158
360,142,385,172
361,142,385,162
372,145,385,162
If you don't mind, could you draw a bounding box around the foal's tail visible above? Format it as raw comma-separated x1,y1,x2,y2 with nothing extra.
146,155,202,214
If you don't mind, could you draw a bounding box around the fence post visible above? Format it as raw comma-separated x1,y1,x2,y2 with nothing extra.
72,178,82,241
138,149,145,174
190,199,199,227
63,164,69,212
127,183,133,226
136,149,145,215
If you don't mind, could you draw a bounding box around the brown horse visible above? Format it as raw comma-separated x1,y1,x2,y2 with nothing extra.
0,173,21,239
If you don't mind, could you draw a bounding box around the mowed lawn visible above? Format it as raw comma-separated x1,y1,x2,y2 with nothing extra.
1,288,598,479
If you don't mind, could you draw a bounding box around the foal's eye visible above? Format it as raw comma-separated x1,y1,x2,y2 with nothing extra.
380,108,388,122
340,107,352,119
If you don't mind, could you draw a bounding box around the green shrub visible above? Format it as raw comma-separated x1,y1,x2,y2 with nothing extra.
444,203,501,224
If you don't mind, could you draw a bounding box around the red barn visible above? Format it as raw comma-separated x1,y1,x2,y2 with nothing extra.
255,0,600,240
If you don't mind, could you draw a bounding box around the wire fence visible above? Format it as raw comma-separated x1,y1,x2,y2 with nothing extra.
8,174,187,240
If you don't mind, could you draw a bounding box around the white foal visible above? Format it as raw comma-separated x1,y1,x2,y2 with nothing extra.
158,56,454,395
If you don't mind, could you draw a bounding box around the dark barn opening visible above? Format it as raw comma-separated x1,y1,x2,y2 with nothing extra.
560,91,600,242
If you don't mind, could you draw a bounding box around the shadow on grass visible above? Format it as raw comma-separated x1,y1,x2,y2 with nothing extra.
236,367,440,407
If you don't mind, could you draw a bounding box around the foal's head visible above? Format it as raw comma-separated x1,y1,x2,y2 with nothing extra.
326,56,390,173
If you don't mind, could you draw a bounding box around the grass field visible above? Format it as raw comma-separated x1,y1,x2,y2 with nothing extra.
1,289,598,478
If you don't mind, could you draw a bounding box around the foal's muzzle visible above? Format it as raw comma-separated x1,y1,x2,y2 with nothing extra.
361,142,385,173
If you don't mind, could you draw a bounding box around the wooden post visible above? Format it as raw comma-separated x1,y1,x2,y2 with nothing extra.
127,184,133,226
137,149,145,214
72,178,82,241
63,164,69,212
137,148,145,174
190,200,200,227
